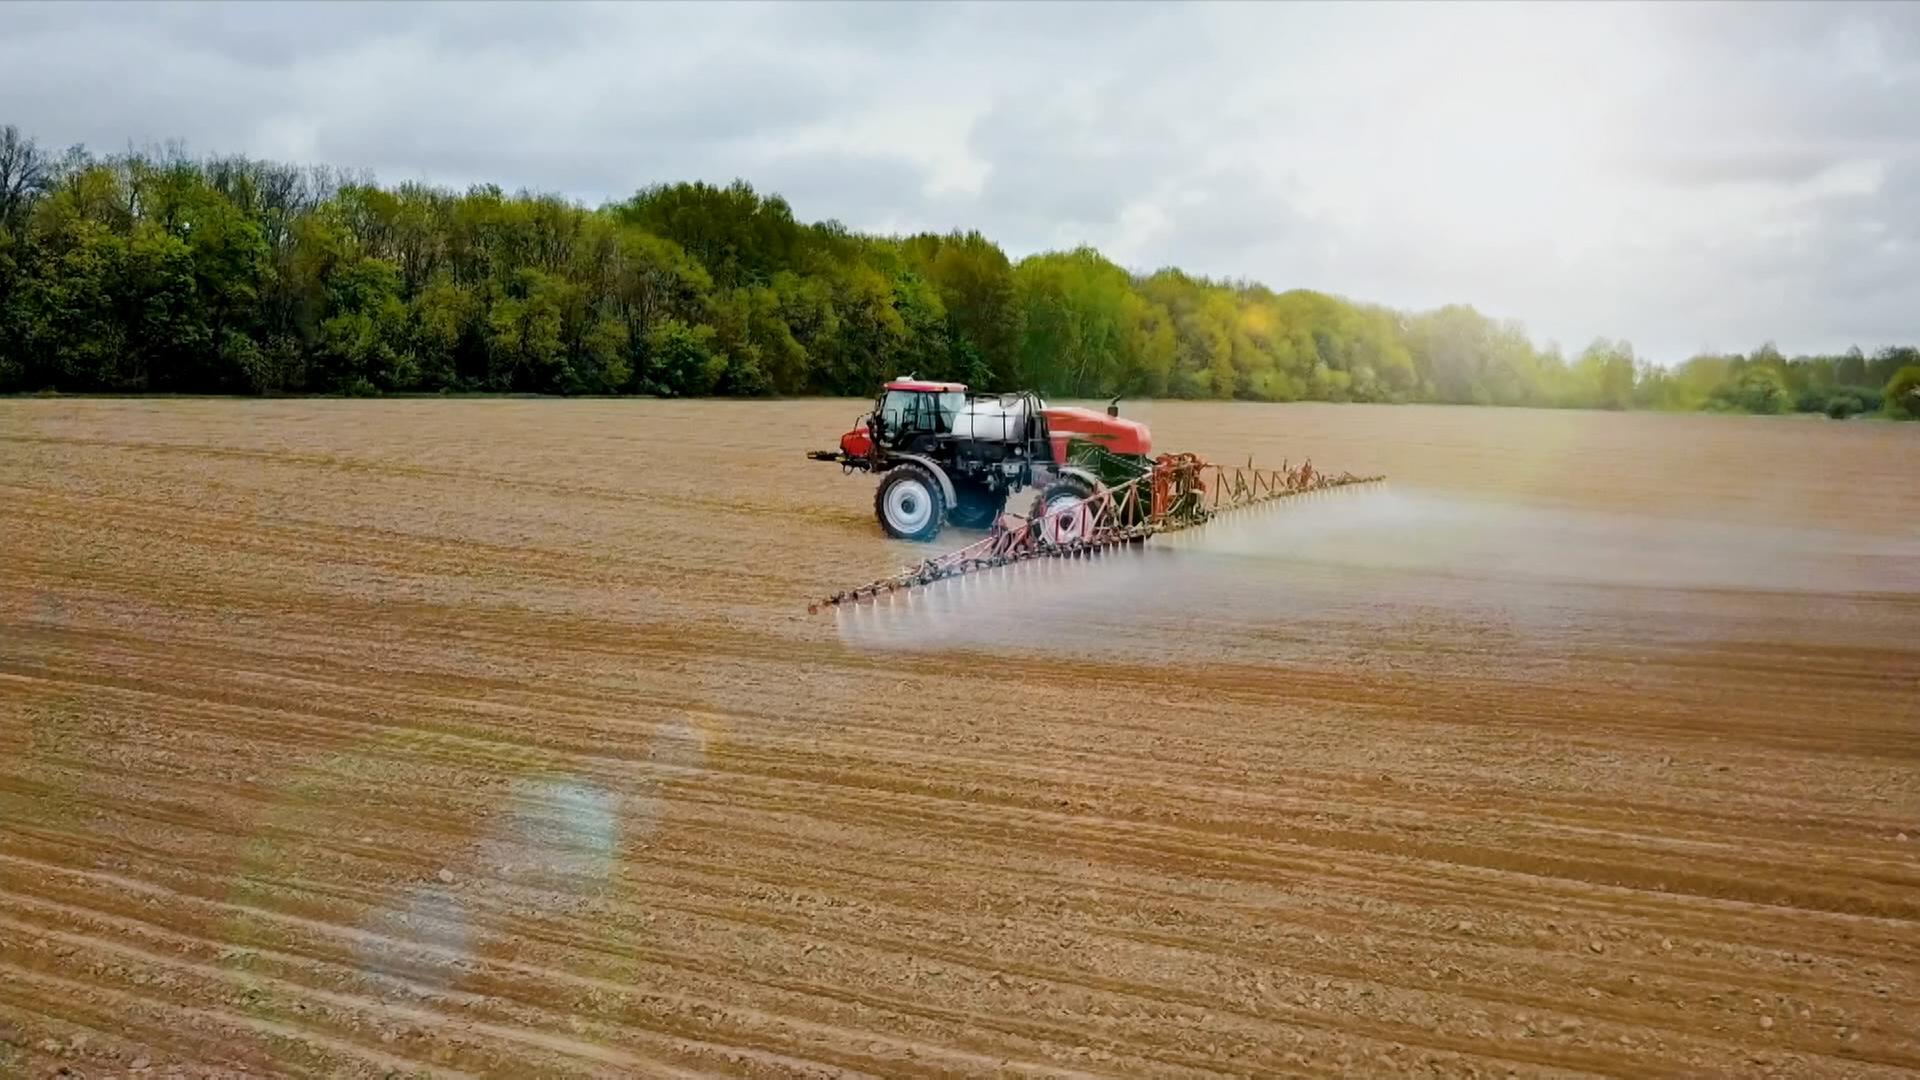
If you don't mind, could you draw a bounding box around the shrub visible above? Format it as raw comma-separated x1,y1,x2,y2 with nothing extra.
1800,385,1883,419
1709,367,1792,414
1885,365,1920,419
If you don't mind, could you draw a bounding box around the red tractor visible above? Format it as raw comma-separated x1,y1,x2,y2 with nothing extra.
810,377,1152,542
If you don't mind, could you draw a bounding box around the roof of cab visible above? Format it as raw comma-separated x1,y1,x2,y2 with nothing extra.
883,379,968,393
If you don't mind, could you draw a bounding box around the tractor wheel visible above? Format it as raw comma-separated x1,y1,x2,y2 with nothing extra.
948,485,1006,530
1031,475,1097,544
875,463,947,542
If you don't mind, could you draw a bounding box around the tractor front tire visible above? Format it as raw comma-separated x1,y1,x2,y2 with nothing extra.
875,463,947,542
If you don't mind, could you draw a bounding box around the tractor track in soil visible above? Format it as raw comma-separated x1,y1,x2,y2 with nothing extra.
1,398,1917,1078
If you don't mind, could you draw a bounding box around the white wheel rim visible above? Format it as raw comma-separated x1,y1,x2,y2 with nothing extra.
1046,493,1085,542
885,478,934,533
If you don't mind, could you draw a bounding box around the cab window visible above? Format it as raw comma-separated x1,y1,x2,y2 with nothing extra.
879,390,959,434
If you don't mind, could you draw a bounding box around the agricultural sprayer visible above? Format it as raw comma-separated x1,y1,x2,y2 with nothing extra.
809,377,1383,611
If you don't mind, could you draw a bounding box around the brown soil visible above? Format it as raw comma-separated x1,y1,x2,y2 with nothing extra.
2,398,1916,1078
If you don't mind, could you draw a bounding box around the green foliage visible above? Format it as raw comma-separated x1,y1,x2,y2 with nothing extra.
0,124,1915,416
314,256,410,392
1797,385,1882,419
410,279,477,390
1870,348,1919,389
1647,355,1732,411
642,318,724,396
613,180,797,290
904,230,1019,387
1708,365,1792,415
1886,365,1920,420
1567,339,1637,411
1015,248,1140,396
1834,347,1867,387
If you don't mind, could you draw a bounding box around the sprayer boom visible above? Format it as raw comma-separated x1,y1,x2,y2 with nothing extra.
812,454,1383,612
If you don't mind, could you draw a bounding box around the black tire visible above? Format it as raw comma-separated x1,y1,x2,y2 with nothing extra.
875,463,947,542
1030,475,1097,544
948,485,1007,530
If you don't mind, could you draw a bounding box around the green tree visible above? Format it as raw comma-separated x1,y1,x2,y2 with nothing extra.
614,180,798,290
486,268,571,391
1834,346,1867,387
1404,305,1495,404
312,254,411,393
642,318,725,396
0,124,52,236
905,230,1021,388
411,279,478,390
1884,366,1920,419
16,219,130,389
1015,248,1141,396
1871,347,1920,388
1709,365,1793,414
1571,339,1637,410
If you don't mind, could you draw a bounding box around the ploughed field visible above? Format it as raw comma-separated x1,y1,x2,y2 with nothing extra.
2,398,1917,1079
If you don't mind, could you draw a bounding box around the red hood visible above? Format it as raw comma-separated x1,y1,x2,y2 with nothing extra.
1040,406,1152,456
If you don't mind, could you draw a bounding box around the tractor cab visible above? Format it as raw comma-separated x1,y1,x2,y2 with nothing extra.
832,378,967,459
870,379,967,451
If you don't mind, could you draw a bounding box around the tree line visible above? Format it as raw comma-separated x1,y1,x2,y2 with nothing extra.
2,124,1916,418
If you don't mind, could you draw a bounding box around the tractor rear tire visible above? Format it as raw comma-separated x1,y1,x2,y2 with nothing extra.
875,463,947,542
948,485,1006,530
1031,475,1097,544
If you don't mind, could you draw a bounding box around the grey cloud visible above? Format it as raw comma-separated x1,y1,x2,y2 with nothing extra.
1137,168,1332,286
968,93,1162,226
750,149,933,229
1636,147,1850,188
1746,159,1920,343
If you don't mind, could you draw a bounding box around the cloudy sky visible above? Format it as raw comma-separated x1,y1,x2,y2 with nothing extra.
5,1,1916,361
